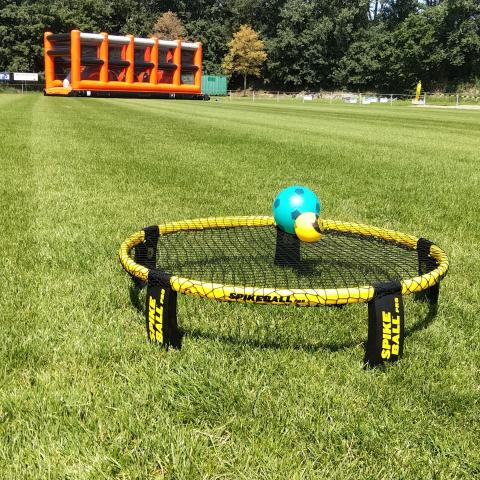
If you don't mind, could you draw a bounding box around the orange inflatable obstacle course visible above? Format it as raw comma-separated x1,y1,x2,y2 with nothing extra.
44,30,206,99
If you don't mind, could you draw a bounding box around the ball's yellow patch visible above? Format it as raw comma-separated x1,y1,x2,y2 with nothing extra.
295,212,322,243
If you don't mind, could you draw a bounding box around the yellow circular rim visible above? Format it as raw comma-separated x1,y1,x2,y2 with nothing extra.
119,216,449,306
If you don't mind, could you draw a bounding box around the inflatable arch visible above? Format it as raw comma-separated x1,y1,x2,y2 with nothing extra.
44,30,205,99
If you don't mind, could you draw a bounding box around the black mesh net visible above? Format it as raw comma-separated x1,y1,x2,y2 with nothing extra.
151,225,420,290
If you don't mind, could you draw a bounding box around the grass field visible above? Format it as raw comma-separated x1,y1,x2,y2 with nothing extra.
1,93,479,479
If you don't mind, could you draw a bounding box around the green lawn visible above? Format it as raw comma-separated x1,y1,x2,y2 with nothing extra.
1,93,479,479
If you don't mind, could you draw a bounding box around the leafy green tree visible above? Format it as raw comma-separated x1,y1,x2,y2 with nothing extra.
391,4,446,89
266,0,332,89
332,24,390,90
0,1,75,72
443,0,480,84
187,19,229,74
227,0,288,34
267,0,368,90
336,4,446,91
380,0,420,25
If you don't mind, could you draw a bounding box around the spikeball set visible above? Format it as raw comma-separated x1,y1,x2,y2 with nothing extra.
119,186,449,366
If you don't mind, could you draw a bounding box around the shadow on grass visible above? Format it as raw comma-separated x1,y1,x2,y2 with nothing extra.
129,284,144,314
128,285,439,354
185,327,359,354
405,301,438,336
129,285,357,353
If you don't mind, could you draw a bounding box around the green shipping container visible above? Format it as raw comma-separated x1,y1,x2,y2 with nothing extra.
201,75,227,96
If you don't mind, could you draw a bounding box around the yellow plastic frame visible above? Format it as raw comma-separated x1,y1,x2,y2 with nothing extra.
119,216,449,306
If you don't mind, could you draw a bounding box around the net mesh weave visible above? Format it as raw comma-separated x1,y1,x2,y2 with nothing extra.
152,225,419,290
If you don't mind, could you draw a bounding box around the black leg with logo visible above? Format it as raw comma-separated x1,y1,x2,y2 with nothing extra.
133,225,182,349
146,281,181,349
365,282,405,367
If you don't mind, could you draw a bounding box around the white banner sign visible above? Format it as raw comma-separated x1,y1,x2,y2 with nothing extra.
13,72,38,81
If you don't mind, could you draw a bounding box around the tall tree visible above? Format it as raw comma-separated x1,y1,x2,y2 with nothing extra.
223,24,267,92
443,0,480,84
336,1,447,91
152,10,186,39
267,0,368,90
267,0,331,89
381,0,420,25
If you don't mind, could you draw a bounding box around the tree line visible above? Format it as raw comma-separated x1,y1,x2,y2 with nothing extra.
0,0,478,92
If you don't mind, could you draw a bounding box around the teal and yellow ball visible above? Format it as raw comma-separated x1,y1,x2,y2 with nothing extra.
272,186,320,234
294,212,323,243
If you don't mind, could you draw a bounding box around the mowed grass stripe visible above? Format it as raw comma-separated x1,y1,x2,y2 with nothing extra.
119,98,480,150
0,94,479,479
0,95,41,372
